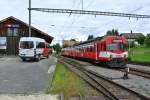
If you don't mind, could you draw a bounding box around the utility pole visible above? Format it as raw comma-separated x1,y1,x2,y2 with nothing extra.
29,0,31,37
81,0,83,10
129,30,132,51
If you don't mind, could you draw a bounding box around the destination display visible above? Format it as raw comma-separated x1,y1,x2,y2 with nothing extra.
113,39,122,43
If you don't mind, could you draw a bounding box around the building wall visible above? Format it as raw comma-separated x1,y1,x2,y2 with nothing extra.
0,18,47,55
63,40,76,46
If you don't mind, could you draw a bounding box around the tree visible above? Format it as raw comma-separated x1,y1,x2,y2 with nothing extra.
136,35,145,45
145,34,150,47
52,43,61,54
129,41,136,48
106,29,119,36
112,29,115,35
114,29,119,36
106,30,112,36
87,35,94,40
62,44,69,48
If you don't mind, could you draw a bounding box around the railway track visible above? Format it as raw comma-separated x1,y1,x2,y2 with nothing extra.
62,56,150,79
59,57,150,100
120,67,150,79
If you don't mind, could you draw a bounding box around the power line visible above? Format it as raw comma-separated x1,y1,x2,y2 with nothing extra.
66,0,95,33
30,8,150,18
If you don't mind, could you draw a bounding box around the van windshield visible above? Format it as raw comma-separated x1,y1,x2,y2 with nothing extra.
20,41,34,49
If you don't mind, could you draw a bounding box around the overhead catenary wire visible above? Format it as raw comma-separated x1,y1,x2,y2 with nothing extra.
30,7,150,36
63,0,95,33
30,8,150,19
60,0,81,35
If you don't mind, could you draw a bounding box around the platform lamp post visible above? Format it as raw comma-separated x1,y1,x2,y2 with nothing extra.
29,0,31,37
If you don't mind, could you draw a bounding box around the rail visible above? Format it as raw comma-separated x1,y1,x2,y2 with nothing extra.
60,57,150,100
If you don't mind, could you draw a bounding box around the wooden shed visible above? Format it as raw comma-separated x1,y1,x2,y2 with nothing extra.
0,16,53,55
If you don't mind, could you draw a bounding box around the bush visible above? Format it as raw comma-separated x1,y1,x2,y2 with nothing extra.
145,34,150,47
136,35,145,45
129,41,136,48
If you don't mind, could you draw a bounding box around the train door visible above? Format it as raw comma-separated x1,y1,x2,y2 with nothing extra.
95,43,98,60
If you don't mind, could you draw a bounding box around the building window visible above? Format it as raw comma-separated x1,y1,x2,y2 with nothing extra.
7,28,19,36
13,28,19,36
7,28,13,36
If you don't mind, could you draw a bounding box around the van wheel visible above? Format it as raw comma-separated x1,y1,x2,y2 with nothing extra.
35,55,40,62
47,55,49,59
22,58,26,61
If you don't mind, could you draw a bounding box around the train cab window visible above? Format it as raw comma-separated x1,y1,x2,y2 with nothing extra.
86,47,88,52
103,44,106,50
101,44,106,51
100,44,103,50
97,45,101,51
87,47,89,52
90,46,93,52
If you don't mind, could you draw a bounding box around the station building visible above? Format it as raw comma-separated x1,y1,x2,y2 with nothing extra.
0,16,53,55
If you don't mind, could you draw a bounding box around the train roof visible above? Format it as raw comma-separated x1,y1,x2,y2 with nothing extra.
73,36,103,46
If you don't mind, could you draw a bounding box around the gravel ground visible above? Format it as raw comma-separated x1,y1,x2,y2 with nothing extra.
85,65,150,98
127,64,150,72
0,94,58,100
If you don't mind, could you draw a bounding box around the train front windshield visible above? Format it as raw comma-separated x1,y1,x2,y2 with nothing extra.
107,43,127,51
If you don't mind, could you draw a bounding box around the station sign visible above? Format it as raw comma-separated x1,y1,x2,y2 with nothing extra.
4,24,20,28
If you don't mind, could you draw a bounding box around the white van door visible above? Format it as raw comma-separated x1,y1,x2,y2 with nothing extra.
19,41,35,57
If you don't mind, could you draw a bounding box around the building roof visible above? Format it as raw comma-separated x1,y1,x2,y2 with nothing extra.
0,16,53,43
120,33,144,39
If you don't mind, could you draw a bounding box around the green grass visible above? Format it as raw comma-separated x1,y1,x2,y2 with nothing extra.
47,63,98,100
129,46,150,62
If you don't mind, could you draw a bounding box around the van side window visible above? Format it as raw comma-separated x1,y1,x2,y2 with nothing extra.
36,42,45,48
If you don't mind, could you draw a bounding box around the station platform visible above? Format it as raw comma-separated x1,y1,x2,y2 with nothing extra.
84,65,150,98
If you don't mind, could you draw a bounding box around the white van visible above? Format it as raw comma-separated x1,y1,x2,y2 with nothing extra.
19,37,49,61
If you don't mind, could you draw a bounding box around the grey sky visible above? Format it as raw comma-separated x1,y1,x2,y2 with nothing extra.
0,0,150,44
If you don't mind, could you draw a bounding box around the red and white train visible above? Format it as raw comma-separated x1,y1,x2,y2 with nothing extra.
61,36,128,67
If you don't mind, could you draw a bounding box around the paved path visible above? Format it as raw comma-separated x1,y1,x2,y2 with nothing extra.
0,94,58,100
0,56,57,94
127,64,150,72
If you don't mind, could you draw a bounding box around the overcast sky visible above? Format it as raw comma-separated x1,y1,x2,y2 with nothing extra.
0,0,150,44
